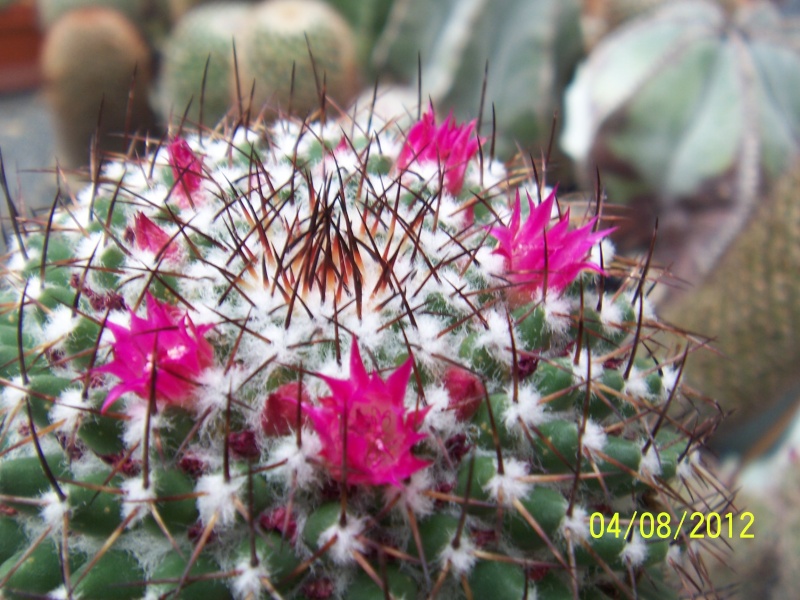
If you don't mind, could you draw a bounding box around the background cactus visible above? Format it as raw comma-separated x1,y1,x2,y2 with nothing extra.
0,102,729,598
561,0,800,286
371,0,584,163
156,2,251,127
39,6,156,169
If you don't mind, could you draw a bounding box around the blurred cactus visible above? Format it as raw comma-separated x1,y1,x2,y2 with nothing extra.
562,0,800,284
40,6,156,168
236,0,360,118
662,158,800,459
372,0,584,162
0,105,728,598
580,0,668,47
159,0,360,125
157,2,251,126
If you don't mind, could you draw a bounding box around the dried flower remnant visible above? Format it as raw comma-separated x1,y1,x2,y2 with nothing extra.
304,339,430,486
96,293,214,412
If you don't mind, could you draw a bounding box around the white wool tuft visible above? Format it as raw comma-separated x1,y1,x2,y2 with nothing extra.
503,383,549,431
581,420,607,455
620,532,648,567
677,450,700,480
50,389,88,433
623,366,651,400
483,459,531,506
121,476,156,525
421,385,458,435
40,491,69,533
318,516,366,565
122,402,166,451
661,366,680,400
1,376,26,410
667,544,683,565
597,298,624,329
438,536,477,575
560,506,589,541
386,469,435,517
639,446,662,478
267,432,322,489
195,473,245,528
590,238,616,268
538,293,572,335
43,306,78,345
231,559,266,600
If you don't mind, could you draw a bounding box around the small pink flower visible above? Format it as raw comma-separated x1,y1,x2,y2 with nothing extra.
167,138,204,207
304,339,430,487
489,189,613,304
132,212,182,262
96,293,214,413
396,105,481,196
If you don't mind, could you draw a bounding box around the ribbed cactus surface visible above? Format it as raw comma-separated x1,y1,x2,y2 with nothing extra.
0,107,725,598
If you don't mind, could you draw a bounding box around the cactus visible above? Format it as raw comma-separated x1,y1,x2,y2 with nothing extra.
561,0,800,282
0,104,727,599
39,6,156,169
372,0,584,162
236,0,360,118
157,2,252,127
159,0,360,126
661,157,800,459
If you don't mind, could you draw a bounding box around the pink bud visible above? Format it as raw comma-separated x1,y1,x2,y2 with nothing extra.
228,430,261,460
443,366,485,421
259,506,298,541
133,212,182,262
167,138,204,207
260,381,310,437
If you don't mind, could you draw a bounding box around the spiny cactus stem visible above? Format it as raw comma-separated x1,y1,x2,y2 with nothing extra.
505,309,520,404
0,148,27,259
406,506,432,587
453,452,476,554
25,397,66,501
17,281,29,384
624,221,658,380
573,281,586,366
74,508,143,590
0,527,50,588
198,54,212,138
644,346,689,456
593,168,606,313
224,388,233,482
482,388,505,476
39,187,62,291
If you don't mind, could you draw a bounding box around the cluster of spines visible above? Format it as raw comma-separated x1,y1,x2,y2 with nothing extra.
0,106,729,599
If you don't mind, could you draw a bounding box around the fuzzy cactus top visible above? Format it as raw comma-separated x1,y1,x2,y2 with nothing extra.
0,106,725,599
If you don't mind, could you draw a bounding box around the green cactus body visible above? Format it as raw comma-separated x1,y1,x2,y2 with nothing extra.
158,3,251,127
0,105,727,598
40,6,156,169
236,0,359,118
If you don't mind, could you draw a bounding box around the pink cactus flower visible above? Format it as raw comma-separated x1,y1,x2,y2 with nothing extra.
489,189,613,305
167,138,204,207
96,293,214,413
132,212,182,262
396,105,481,196
304,339,430,487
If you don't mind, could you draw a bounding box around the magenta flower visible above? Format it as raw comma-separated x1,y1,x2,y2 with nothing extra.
396,105,481,196
96,293,214,413
304,339,430,486
167,138,204,207
489,189,613,304
132,212,182,262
